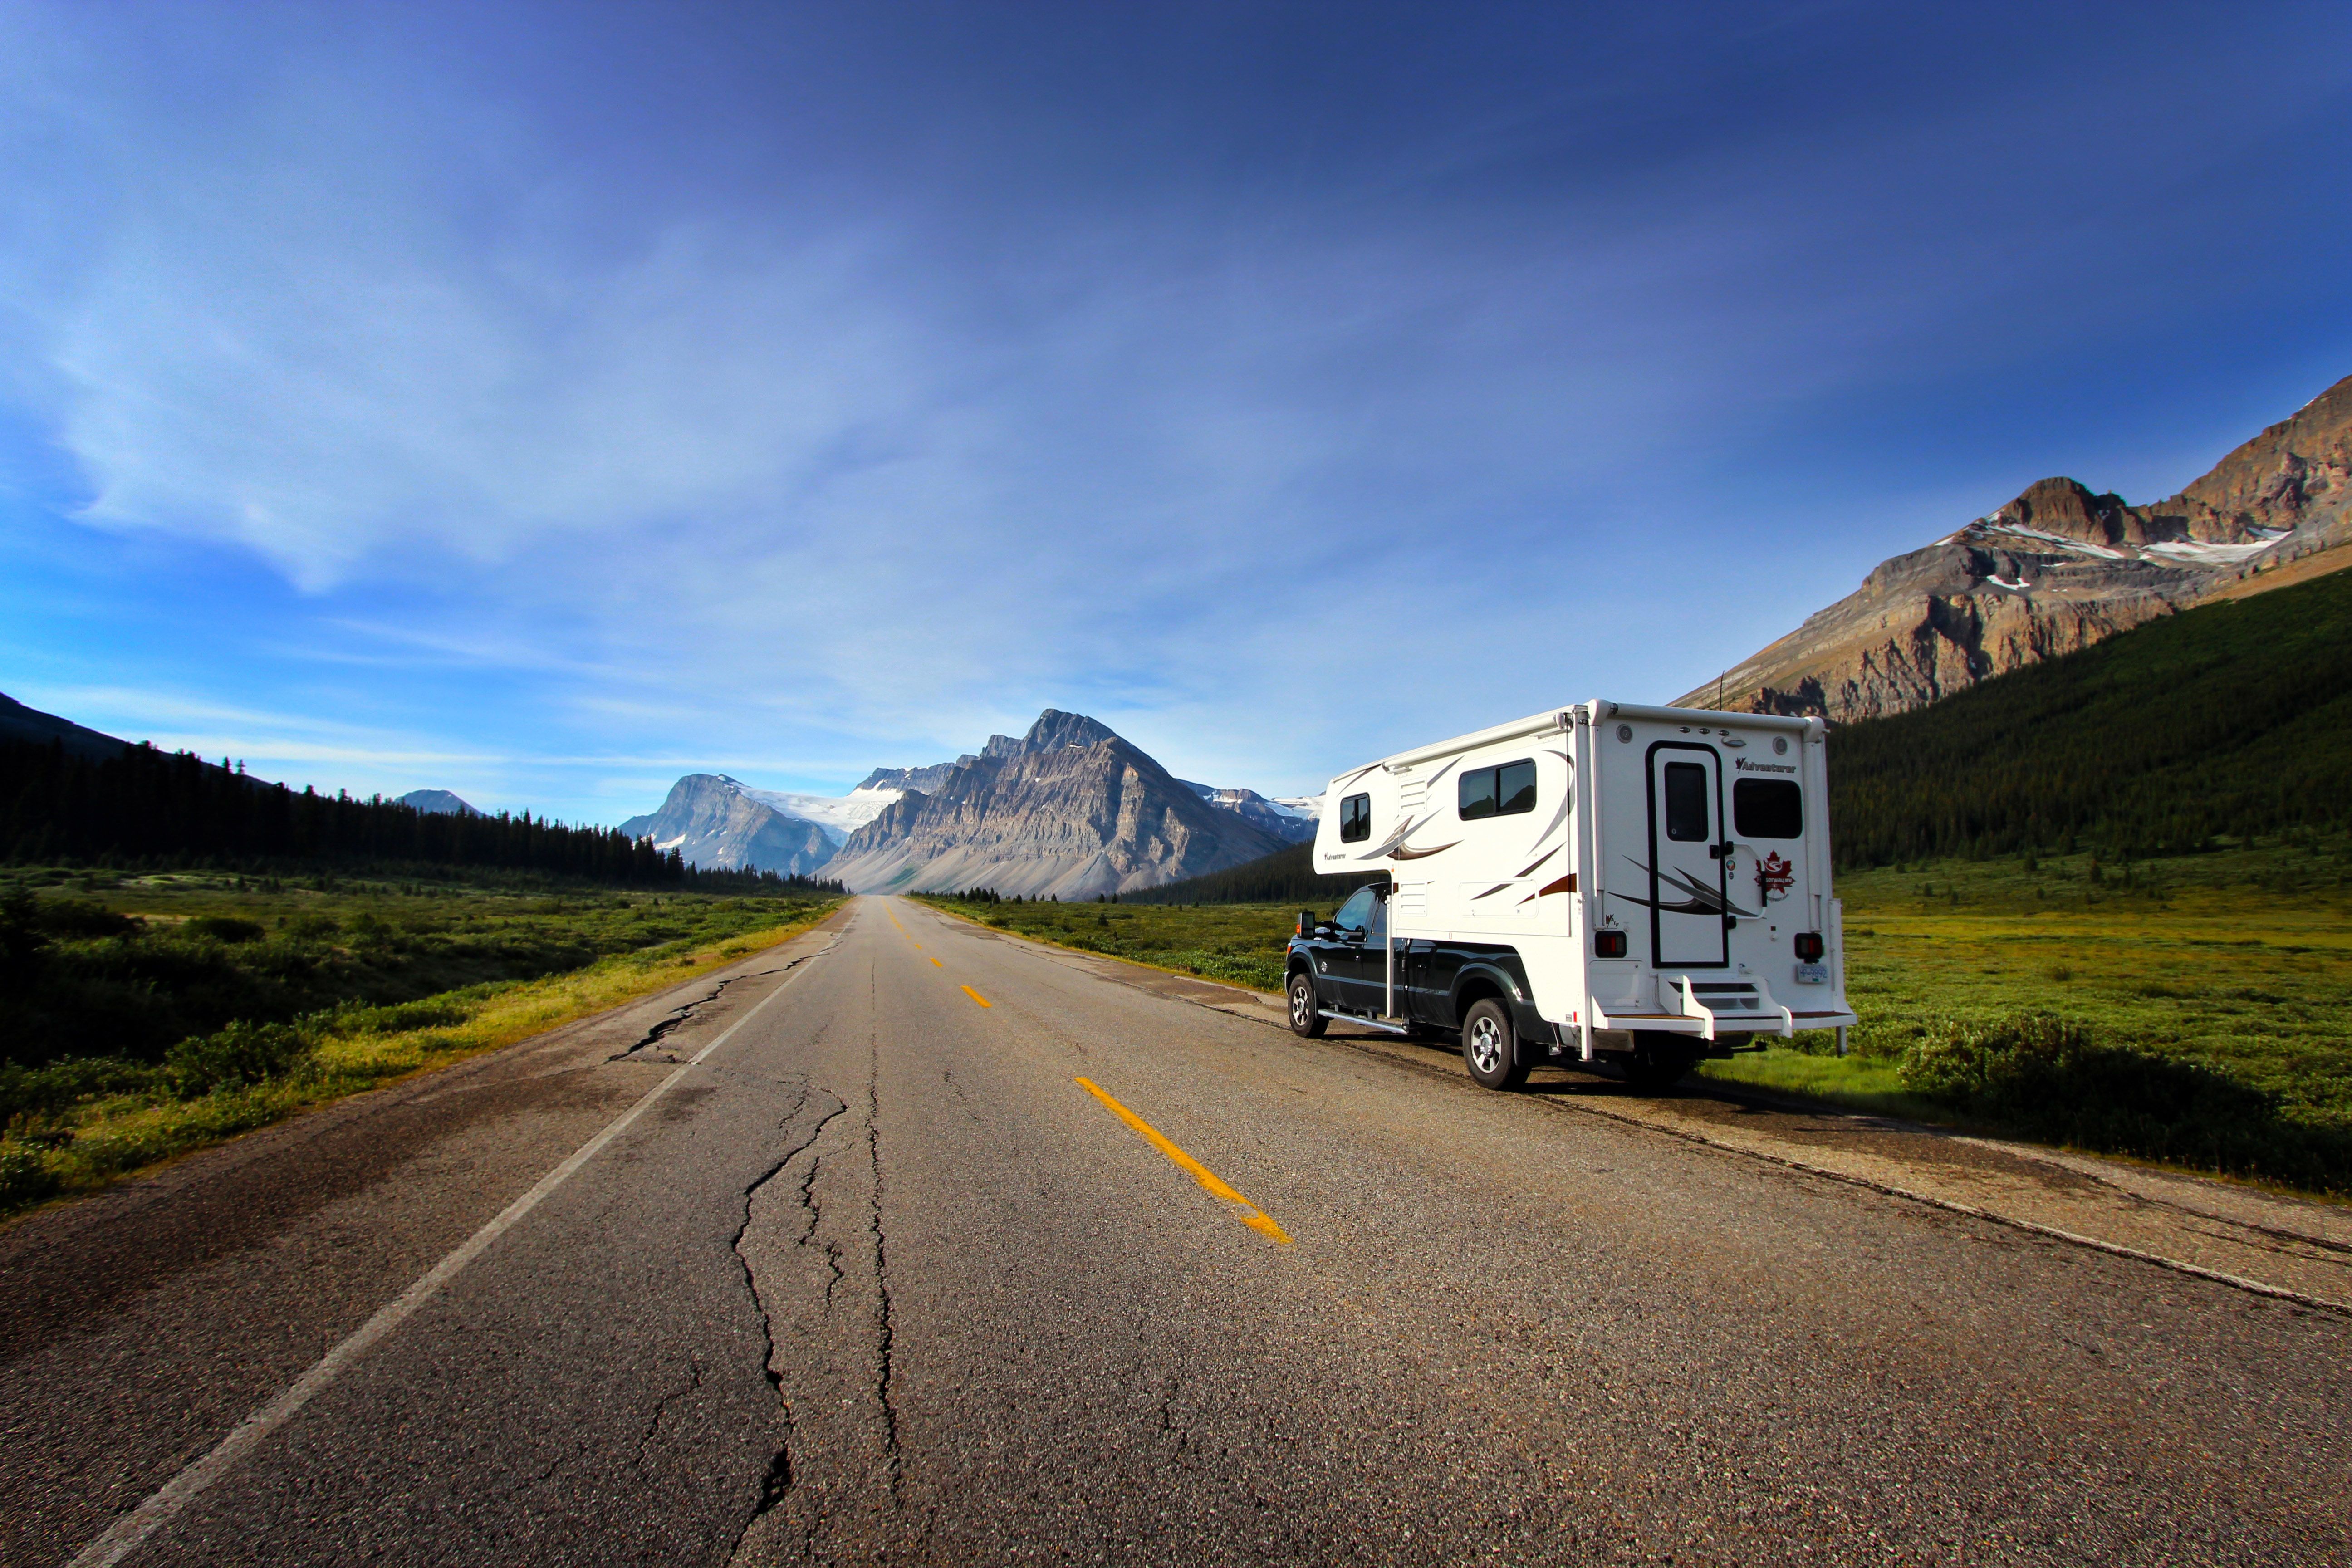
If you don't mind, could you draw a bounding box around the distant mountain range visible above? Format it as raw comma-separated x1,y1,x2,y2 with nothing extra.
1677,372,2352,721
620,709,1314,896
397,789,480,816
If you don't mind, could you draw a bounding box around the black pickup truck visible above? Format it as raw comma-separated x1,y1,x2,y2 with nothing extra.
1283,882,1561,1089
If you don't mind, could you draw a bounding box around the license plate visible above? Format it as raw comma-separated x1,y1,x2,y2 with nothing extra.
1794,962,1829,985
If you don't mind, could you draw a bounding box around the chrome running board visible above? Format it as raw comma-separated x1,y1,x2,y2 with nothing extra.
1318,1009,1412,1035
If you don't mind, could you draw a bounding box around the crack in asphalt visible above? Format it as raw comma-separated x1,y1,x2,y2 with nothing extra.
867,1073,903,1502
729,1090,844,1558
631,1353,706,1473
608,959,815,1063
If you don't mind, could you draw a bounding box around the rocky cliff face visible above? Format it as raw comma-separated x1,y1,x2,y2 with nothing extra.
823,710,1291,897
856,760,972,795
617,774,836,877
1676,373,2352,721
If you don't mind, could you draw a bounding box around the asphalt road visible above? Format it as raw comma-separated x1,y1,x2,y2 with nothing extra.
4,896,2346,1566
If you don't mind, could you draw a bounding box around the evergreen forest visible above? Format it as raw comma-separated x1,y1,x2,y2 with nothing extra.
0,736,828,891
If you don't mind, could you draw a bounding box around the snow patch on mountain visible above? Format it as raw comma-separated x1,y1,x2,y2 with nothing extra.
737,784,902,845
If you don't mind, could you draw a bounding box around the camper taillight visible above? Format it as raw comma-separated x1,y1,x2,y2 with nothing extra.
1594,930,1627,958
1794,932,1825,961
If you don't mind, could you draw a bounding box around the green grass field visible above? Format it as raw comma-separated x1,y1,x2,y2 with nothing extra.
916,894,1298,993
926,837,2352,1193
0,866,840,1216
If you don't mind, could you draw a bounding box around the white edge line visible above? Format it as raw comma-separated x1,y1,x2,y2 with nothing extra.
67,938,835,1568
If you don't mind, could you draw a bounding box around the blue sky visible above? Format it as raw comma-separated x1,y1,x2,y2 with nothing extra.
3,1,2348,823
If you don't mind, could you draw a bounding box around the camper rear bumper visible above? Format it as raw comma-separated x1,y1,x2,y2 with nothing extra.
1589,1006,1858,1040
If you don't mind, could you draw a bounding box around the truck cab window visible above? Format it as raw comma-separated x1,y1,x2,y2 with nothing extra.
1333,886,1377,935
1734,779,1802,838
1339,793,1372,843
1664,763,1709,841
1458,760,1537,821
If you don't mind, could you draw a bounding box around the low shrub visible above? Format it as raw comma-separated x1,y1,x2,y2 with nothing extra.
166,1019,320,1096
335,997,476,1034
35,898,139,940
0,1057,166,1127
184,914,267,944
1898,1011,2349,1190
0,1145,58,1206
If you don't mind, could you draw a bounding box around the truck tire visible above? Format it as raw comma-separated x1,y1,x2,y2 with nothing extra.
1287,970,1328,1038
1460,999,1529,1090
1623,1031,1696,1092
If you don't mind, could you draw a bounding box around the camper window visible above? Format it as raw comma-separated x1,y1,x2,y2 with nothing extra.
1459,770,1495,820
1664,763,1710,841
1339,793,1372,843
1734,778,1802,838
1457,761,1537,821
1498,760,1536,814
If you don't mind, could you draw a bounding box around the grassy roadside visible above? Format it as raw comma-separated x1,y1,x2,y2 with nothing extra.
1,873,841,1219
911,894,1292,991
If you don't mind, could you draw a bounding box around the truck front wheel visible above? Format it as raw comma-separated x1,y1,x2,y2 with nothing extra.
1287,971,1328,1038
1461,1000,1529,1090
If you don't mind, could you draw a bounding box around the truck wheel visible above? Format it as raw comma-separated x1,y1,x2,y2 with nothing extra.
1460,1000,1529,1090
1623,1031,1696,1092
1287,971,1328,1038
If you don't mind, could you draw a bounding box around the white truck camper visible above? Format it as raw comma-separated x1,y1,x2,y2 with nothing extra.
1284,701,1857,1089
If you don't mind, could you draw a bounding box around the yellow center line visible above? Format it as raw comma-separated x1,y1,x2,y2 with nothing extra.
961,985,992,1008
930,957,943,967
1073,1078,1292,1245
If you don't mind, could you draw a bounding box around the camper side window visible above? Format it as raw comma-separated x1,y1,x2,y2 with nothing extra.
1458,761,1536,821
1339,793,1372,843
1497,760,1536,814
1663,763,1710,841
1734,779,1802,838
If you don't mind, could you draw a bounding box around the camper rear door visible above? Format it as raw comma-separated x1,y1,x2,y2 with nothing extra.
1648,744,1729,967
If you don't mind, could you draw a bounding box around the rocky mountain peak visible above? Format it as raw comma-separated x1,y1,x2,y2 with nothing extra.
825,712,1287,898
2167,373,2352,536
1991,477,2139,547
615,773,835,877
1675,372,2352,723
981,709,1122,760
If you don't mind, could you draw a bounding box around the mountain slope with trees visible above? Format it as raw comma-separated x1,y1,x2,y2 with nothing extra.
1827,560,2352,866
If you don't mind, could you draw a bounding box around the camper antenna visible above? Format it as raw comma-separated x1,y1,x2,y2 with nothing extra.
1716,671,1725,709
